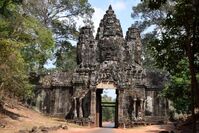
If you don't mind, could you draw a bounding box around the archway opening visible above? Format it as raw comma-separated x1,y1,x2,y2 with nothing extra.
101,89,117,128
95,82,118,128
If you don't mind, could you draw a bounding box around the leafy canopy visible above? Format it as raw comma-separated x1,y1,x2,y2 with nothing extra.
0,0,54,99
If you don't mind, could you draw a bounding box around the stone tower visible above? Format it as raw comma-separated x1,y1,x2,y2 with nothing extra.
36,5,169,128
73,5,146,127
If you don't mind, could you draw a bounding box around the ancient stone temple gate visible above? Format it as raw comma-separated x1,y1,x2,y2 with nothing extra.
36,6,169,128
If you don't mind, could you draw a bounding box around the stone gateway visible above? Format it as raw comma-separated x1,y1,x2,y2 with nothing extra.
35,5,169,127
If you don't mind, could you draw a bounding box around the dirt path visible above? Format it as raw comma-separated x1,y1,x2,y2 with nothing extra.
52,123,176,133
0,102,176,133
0,103,68,133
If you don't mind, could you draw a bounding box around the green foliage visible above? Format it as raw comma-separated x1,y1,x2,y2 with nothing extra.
102,107,115,122
0,38,32,99
24,0,94,25
23,0,94,71
161,59,191,113
0,0,54,100
21,16,55,71
132,0,173,32
141,0,167,10
132,0,174,69
148,0,197,72
0,1,31,99
101,94,115,121
149,32,185,74
55,41,77,71
0,0,95,101
141,32,157,69
149,0,199,109
135,0,199,113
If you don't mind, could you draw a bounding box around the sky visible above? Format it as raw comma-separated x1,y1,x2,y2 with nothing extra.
45,0,141,98
89,0,140,36
89,0,140,98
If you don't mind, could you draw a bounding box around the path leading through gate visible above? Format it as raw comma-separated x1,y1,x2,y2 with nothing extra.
52,122,175,133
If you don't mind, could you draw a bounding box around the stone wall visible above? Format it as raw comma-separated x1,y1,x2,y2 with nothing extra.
35,86,73,117
34,5,170,127
145,90,168,117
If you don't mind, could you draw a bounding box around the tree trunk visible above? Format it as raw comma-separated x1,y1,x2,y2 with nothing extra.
185,2,198,131
187,43,198,133
193,0,199,108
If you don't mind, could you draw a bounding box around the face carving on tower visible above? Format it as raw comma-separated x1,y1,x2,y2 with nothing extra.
99,38,119,62
96,5,125,63
101,45,114,61
104,16,116,36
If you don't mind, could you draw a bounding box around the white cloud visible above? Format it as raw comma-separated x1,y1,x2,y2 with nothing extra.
73,0,128,37
107,0,127,11
91,2,127,36
74,1,127,36
71,7,105,37
111,1,127,11
75,16,84,28
92,7,105,35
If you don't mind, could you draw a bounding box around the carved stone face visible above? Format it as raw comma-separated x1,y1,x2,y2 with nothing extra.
104,17,117,36
127,28,140,40
99,38,119,62
101,45,115,61
128,30,136,39
107,16,114,24
83,29,90,38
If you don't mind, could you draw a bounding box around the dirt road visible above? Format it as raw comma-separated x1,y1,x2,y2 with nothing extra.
52,122,176,133
0,103,176,133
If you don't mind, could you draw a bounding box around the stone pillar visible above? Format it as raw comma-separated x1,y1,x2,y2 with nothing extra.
79,98,83,118
99,93,102,127
133,98,137,118
96,89,102,127
143,99,146,115
115,90,119,127
165,99,168,117
54,88,60,115
140,99,143,111
118,89,124,127
90,89,96,125
152,91,155,116
140,98,144,117
74,97,77,117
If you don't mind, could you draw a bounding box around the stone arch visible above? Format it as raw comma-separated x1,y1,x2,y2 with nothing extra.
96,81,117,89
94,81,119,127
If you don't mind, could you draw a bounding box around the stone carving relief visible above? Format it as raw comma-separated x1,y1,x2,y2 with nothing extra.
36,5,169,128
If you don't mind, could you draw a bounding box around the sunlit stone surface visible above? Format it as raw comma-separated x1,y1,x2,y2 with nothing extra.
34,5,169,127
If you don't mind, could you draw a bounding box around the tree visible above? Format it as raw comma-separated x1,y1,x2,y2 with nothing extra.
21,16,54,72
0,0,54,100
101,94,115,122
161,59,192,114
132,0,175,69
139,0,199,100
0,0,23,15
136,0,199,132
23,0,94,27
55,41,77,71
23,0,94,71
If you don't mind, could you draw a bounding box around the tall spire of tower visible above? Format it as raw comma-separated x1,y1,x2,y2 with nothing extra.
96,6,123,39
108,5,112,10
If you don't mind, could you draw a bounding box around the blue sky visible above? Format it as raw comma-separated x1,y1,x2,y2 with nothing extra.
45,0,141,98
89,0,140,36
89,0,140,98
